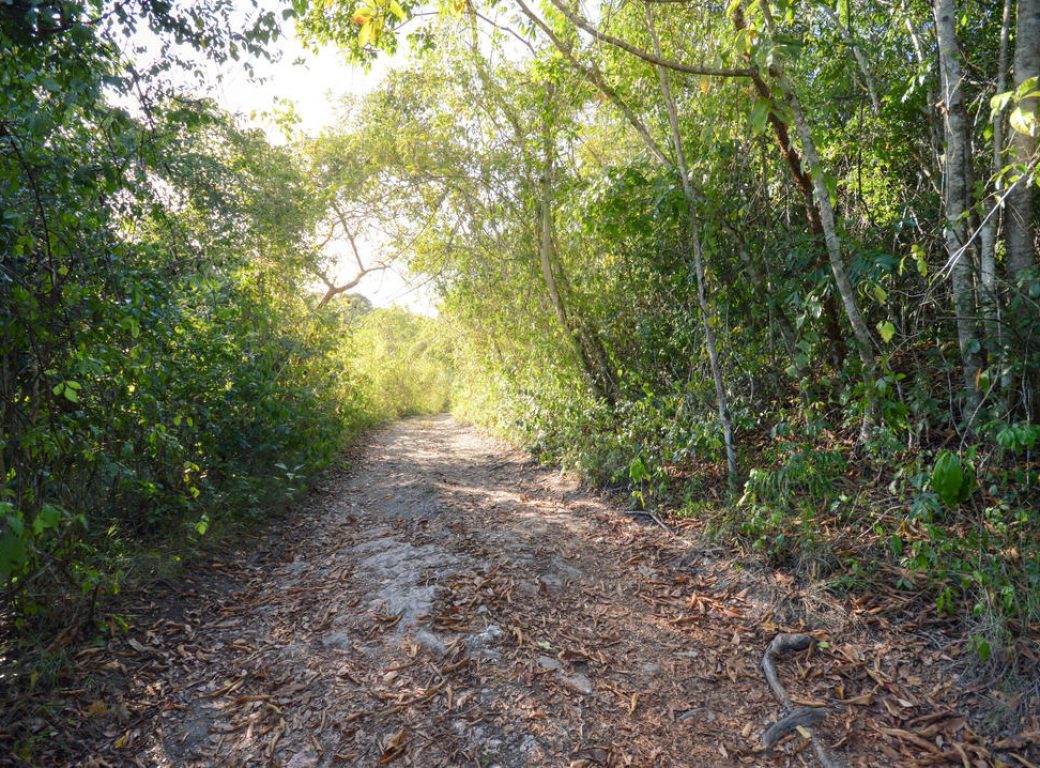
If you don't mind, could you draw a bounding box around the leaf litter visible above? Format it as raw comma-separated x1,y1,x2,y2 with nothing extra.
4,415,1038,767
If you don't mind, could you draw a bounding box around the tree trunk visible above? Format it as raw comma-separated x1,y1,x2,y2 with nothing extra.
733,8,847,371
516,0,813,382
755,5,879,435
1006,0,1040,418
538,91,615,404
980,0,1012,338
646,6,739,488
1006,0,1039,284
466,16,616,405
817,4,881,115
933,0,984,411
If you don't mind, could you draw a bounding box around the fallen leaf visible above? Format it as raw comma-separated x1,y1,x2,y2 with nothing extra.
86,701,108,717
378,729,407,764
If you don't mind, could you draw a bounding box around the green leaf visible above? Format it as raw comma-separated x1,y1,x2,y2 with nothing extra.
359,20,375,47
822,172,838,207
0,532,29,583
877,320,896,343
931,451,975,508
990,90,1013,115
1010,106,1037,137
388,0,406,20
748,97,770,135
971,635,991,663
769,100,793,125
873,284,888,303
890,534,904,557
628,456,650,483
1014,75,1039,99
32,504,63,536
6,512,25,537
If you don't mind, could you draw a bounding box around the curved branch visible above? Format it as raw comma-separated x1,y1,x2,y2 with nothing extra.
315,264,384,309
315,199,389,309
543,0,753,78
511,0,670,165
472,9,536,52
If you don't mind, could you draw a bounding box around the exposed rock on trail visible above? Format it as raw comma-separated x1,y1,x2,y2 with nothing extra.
44,417,1037,766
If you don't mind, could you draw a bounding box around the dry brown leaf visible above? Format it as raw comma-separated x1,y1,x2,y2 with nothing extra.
838,692,873,706
377,728,407,764
879,726,942,755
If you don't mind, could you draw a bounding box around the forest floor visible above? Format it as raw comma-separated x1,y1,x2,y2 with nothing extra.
25,416,1040,767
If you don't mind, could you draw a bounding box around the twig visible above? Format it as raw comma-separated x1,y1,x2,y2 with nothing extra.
622,510,673,535
936,154,1039,281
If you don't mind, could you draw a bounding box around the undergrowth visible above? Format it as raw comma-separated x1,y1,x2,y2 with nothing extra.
456,378,1040,669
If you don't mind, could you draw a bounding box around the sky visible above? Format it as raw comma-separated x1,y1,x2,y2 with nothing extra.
179,6,439,316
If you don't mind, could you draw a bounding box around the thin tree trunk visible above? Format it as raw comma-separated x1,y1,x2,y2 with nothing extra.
538,89,614,404
645,5,738,488
518,0,828,380
547,224,617,397
900,0,945,191
538,155,604,402
757,5,879,432
817,4,881,115
980,0,1013,337
732,8,847,370
933,0,983,411
465,13,615,404
1006,0,1040,418
514,0,807,384
1006,0,1039,284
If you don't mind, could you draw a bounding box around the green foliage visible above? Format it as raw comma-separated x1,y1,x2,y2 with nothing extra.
931,451,976,509
352,308,453,419
731,443,848,561
5,0,1039,673
0,5,392,629
318,7,1040,638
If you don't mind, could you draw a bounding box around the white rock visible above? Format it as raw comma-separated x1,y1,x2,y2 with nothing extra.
537,655,563,671
558,672,594,695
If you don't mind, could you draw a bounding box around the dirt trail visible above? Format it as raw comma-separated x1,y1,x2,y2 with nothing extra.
61,417,1032,767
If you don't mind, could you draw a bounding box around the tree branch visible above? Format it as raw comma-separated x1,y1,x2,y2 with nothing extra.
511,0,670,166
543,0,754,78
315,199,389,309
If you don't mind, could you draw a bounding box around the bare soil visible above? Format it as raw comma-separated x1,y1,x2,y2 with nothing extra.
22,416,1040,766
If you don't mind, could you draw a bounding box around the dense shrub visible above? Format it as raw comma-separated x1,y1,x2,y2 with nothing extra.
353,307,453,419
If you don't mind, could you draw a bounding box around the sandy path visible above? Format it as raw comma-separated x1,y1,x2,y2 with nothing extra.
58,416,1022,767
